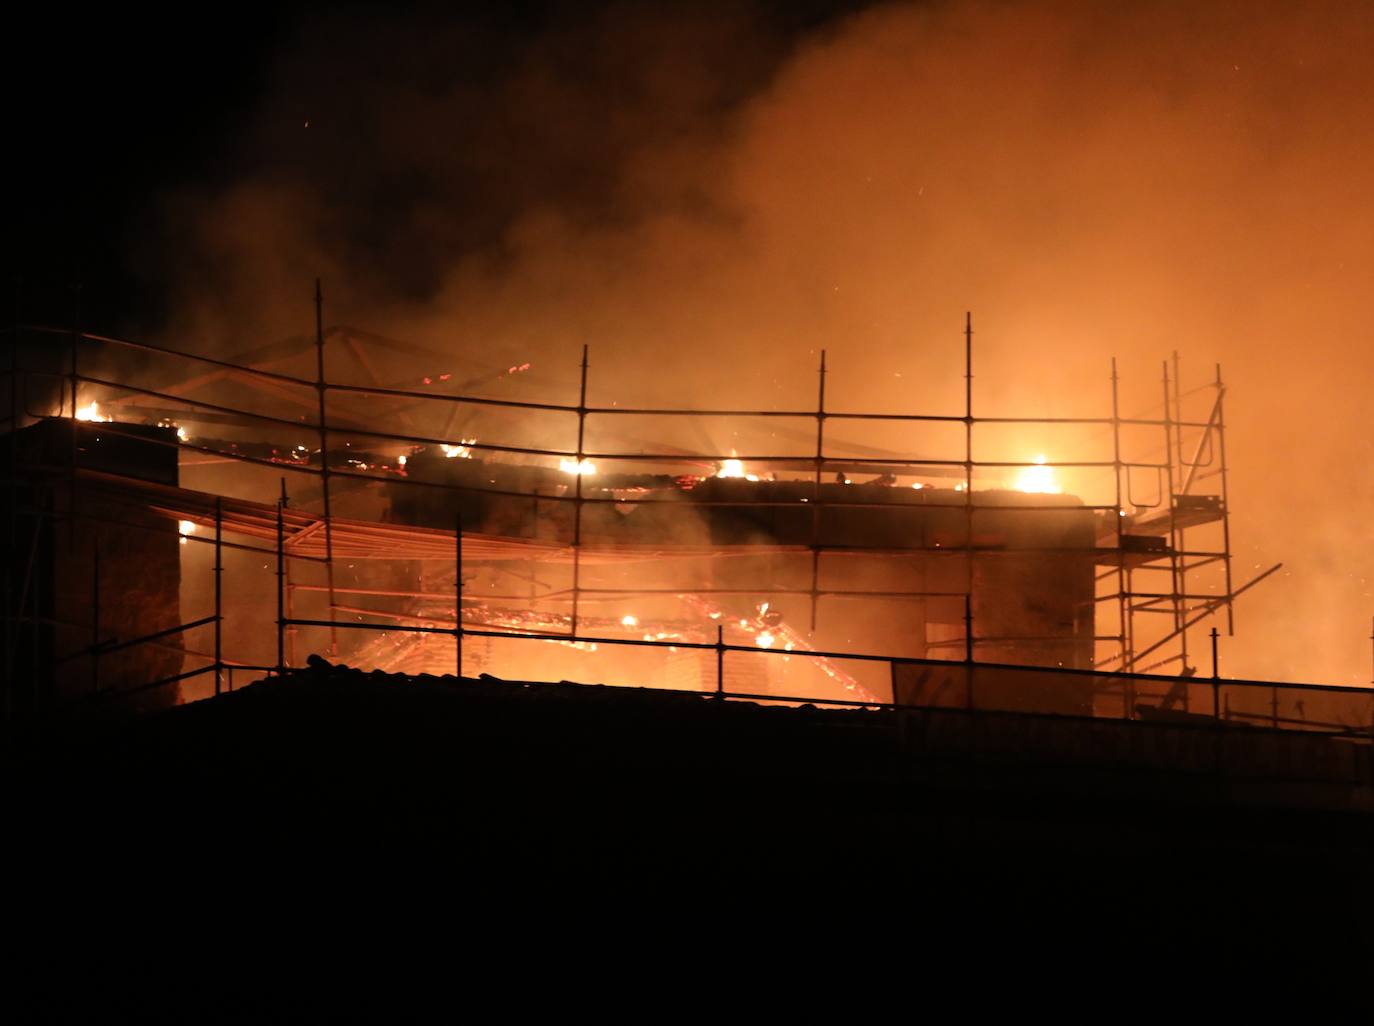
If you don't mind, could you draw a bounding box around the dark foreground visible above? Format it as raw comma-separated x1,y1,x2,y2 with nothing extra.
11,658,1373,1009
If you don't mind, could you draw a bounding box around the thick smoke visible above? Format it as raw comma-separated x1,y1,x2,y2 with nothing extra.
151,0,1374,685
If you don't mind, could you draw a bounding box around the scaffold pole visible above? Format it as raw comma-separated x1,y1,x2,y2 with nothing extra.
276,499,285,675
964,312,975,663
315,279,338,657
811,348,826,632
455,511,463,679
571,343,589,638
214,495,223,695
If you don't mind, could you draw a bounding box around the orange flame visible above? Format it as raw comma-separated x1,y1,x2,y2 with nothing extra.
75,401,109,422
1014,454,1062,494
717,453,759,481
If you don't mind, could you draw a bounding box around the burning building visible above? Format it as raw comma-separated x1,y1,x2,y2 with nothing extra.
3,318,1261,725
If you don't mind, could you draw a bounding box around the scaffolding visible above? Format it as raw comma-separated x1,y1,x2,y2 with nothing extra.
0,312,1301,722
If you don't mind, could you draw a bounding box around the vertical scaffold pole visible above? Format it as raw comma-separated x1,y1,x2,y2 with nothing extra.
963,313,975,663
1210,625,1221,719
314,280,338,657
811,349,826,632
1162,361,1185,676
571,344,589,638
715,623,725,699
280,478,296,667
1172,351,1189,684
1110,358,1130,676
455,511,463,679
214,496,223,695
276,499,285,675
1214,363,1236,636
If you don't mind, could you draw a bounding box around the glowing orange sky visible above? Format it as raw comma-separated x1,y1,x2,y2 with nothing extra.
162,1,1374,685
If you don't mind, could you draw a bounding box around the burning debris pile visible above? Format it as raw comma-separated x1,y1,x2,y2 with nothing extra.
348,583,873,701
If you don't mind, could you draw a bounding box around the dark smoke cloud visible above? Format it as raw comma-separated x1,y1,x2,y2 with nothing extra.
151,1,830,347
150,0,1374,685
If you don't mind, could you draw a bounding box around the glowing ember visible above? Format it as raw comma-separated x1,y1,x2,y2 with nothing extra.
177,426,189,442
621,614,639,627
1014,454,1062,494
755,632,776,649
911,482,924,490
178,520,196,545
441,439,476,459
74,402,108,422
560,458,597,475
397,454,407,466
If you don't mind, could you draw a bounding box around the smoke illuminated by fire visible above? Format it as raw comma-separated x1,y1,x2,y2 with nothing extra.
143,0,1374,685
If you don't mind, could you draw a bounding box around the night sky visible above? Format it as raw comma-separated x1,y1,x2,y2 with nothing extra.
8,1,862,333
11,4,276,329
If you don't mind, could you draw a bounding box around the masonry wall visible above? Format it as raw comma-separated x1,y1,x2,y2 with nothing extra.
4,421,183,717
